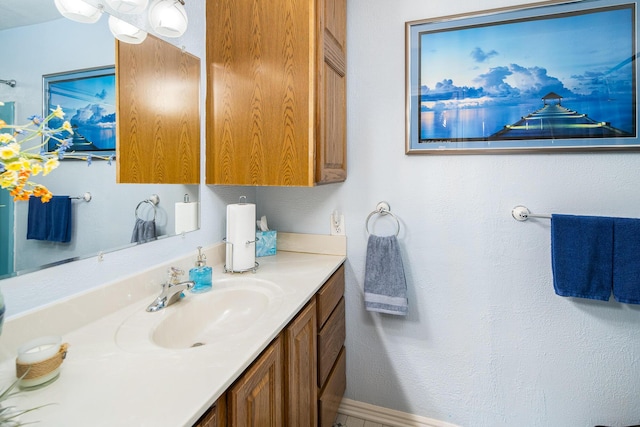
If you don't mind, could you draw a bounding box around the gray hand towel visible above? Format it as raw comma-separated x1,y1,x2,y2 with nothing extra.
131,218,157,244
364,234,408,315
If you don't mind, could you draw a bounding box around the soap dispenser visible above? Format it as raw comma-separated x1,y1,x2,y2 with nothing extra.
189,246,212,293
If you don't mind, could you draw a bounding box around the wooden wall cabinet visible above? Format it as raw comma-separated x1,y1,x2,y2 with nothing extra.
116,35,201,184
206,0,346,186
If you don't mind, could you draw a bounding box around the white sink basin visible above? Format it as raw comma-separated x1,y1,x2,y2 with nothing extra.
115,278,284,351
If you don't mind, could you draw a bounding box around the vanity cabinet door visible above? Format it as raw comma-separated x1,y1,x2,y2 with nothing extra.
228,336,283,427
285,300,318,427
193,395,226,427
205,0,346,186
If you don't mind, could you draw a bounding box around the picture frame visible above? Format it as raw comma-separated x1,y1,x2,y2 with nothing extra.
405,0,638,154
43,66,116,157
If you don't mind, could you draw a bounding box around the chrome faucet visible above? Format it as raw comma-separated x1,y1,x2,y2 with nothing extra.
146,267,194,312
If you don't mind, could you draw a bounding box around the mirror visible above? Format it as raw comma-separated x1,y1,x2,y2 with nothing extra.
0,1,200,279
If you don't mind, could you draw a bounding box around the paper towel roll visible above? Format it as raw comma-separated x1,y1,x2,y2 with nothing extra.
226,202,256,271
175,202,199,234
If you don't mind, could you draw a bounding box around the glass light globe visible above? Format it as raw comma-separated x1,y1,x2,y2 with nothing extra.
105,0,149,15
54,0,102,24
148,0,188,38
108,15,148,44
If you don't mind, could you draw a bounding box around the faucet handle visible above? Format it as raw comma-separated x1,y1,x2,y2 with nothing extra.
167,267,185,285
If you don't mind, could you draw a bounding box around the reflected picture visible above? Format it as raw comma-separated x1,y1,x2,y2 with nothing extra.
44,66,116,154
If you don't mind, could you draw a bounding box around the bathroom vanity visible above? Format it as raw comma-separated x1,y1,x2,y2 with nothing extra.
0,233,346,426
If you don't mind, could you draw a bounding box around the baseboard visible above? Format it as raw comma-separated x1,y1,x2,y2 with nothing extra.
338,398,460,427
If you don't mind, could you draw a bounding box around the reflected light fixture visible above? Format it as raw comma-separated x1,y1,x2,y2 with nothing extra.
105,0,149,15
108,15,148,44
54,0,102,24
148,0,188,38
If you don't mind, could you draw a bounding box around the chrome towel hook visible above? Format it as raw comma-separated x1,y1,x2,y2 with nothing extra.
366,201,401,236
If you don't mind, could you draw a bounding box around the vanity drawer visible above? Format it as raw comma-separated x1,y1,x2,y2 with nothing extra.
317,265,345,329
317,297,345,388
318,347,346,427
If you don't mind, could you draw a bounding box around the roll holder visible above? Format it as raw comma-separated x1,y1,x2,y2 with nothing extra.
223,239,259,274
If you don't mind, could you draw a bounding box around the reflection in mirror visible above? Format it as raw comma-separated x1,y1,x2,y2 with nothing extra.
0,1,200,280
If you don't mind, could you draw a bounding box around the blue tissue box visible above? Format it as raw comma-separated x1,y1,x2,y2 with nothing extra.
256,230,277,257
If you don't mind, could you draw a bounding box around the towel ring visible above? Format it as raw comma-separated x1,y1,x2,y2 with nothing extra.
366,201,400,237
135,200,157,221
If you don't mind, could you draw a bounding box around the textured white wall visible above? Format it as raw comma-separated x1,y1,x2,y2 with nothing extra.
256,0,640,425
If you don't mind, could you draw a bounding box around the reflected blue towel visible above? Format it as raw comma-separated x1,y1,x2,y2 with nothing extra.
47,196,72,243
27,197,48,240
131,218,157,244
26,196,72,243
613,218,640,304
364,235,408,315
551,214,613,301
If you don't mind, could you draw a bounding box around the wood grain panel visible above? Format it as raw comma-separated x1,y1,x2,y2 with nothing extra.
318,347,346,427
317,297,345,388
285,300,318,427
116,35,200,184
316,0,346,184
316,265,345,329
229,336,283,427
207,0,314,186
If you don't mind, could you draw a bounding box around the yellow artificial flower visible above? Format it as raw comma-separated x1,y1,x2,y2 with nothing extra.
62,121,74,134
51,105,65,119
31,162,43,176
0,133,14,144
0,170,18,188
5,158,30,171
43,157,60,175
0,142,20,160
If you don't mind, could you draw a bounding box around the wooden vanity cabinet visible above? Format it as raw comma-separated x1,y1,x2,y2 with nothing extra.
316,266,346,427
285,300,318,427
194,265,345,427
205,0,346,186
228,336,284,427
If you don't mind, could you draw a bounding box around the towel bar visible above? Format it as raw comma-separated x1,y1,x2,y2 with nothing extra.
512,205,551,221
366,201,401,236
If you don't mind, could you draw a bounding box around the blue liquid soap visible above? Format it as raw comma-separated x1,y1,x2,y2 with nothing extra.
189,246,212,293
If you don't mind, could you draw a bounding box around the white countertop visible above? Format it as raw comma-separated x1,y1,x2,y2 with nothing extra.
0,235,346,426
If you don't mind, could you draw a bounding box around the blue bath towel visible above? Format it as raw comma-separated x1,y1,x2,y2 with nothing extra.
612,217,640,304
131,218,157,244
47,196,72,243
27,196,72,243
551,214,613,301
364,235,408,315
27,197,48,240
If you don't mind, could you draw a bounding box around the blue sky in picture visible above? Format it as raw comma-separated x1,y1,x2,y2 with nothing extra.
419,5,635,139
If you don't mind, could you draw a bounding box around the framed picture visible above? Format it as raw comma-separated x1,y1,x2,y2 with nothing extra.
406,0,638,154
43,66,116,156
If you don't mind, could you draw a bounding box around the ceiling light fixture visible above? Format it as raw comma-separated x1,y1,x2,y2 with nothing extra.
105,0,149,15
108,15,148,44
53,0,103,24
147,0,188,38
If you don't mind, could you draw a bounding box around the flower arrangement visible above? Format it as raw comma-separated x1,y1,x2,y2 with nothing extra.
0,103,114,203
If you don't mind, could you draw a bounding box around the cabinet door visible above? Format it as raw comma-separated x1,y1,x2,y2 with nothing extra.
285,300,318,427
316,0,347,184
207,0,314,186
116,35,200,184
229,336,283,427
